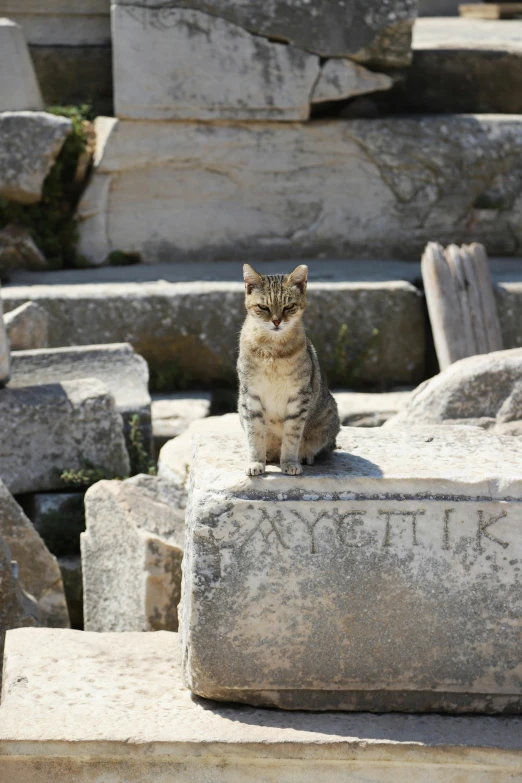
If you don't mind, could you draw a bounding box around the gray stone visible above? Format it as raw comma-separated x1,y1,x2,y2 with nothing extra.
8,343,152,452
4,301,49,350
334,389,411,426
0,111,72,204
29,44,113,116
0,0,110,45
418,0,462,14
311,59,392,104
57,556,83,630
3,631,522,783
0,538,40,675
0,480,68,627
386,348,522,435
1,280,426,389
0,286,9,385
82,474,185,633
0,378,130,494
152,392,211,452
0,18,43,112
379,19,522,115
181,427,522,712
113,6,320,121
113,0,416,66
19,492,85,557
77,116,522,263
0,225,47,275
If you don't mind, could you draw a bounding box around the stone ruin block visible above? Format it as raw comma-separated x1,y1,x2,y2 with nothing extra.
181,427,522,713
0,18,43,112
82,474,185,632
113,0,416,66
0,377,130,494
3,301,49,350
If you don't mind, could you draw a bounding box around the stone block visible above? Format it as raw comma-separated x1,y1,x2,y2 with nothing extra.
311,59,392,104
0,286,9,386
0,0,111,45
77,116,522,262
113,0,416,65
2,280,426,388
82,474,185,632
113,6,319,121
181,427,522,712
386,348,522,435
4,301,49,350
0,539,40,673
8,343,152,451
152,392,212,453
0,225,47,275
334,389,411,426
0,378,130,495
0,111,71,205
0,18,43,112
19,492,85,557
2,630,522,783
0,481,68,627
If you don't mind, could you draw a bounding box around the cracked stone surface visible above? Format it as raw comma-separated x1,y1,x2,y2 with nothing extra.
181,427,522,712
0,111,71,204
82,474,185,632
0,481,68,628
77,116,522,262
112,0,416,65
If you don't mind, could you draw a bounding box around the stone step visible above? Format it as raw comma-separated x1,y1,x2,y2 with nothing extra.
377,19,522,114
1,628,522,782
181,426,522,712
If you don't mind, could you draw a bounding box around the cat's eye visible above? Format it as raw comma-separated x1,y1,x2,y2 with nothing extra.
258,305,270,312
283,305,295,313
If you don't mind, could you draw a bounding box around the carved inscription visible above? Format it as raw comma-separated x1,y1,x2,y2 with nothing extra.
233,505,515,557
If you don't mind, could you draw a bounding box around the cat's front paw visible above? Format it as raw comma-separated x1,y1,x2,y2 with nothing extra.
246,462,265,476
281,461,303,476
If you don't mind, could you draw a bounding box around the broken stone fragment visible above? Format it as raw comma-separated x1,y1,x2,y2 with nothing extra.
0,377,130,494
4,301,49,350
82,474,185,632
0,19,43,112
0,480,69,628
0,225,47,276
311,60,393,104
0,111,72,204
113,6,320,120
113,0,416,66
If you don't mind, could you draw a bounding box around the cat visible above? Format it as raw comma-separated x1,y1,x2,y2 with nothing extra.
237,263,340,477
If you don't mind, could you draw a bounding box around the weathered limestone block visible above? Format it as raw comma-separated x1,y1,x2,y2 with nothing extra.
0,286,9,386
77,116,522,262
311,59,392,104
19,492,85,557
0,225,47,275
4,301,49,350
182,427,522,713
0,0,111,46
386,348,522,435
0,539,40,672
3,630,522,783
152,392,211,452
0,111,72,204
334,389,411,426
0,481,68,628
2,280,426,388
82,474,185,632
114,6,320,121
113,0,416,66
0,378,130,494
0,18,43,112
8,343,152,450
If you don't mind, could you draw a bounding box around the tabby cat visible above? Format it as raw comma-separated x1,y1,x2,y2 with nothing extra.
237,264,340,476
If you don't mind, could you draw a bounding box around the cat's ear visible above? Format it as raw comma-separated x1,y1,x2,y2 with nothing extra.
287,264,308,293
243,264,262,294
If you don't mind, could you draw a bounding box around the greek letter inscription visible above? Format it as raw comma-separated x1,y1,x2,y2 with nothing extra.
476,510,509,553
379,509,426,548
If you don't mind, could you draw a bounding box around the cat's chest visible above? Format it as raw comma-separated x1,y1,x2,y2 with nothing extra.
250,365,298,418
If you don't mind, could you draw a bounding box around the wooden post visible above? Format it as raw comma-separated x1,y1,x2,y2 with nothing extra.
421,242,503,370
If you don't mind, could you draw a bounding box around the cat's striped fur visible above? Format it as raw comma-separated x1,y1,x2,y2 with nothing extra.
237,264,340,476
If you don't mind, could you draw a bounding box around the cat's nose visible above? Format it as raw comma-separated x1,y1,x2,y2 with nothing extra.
272,319,281,327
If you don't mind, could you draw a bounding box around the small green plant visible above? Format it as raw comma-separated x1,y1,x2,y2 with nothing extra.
0,104,94,269
60,463,115,488
149,362,193,393
128,414,157,476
